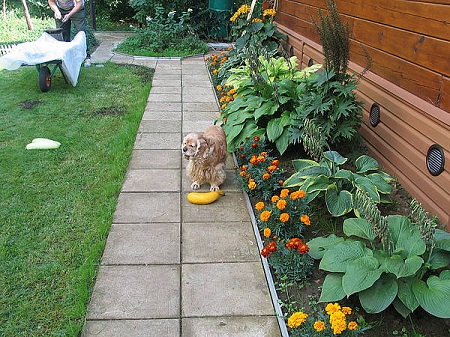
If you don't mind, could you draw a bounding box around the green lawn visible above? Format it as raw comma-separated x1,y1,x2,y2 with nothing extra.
0,63,153,336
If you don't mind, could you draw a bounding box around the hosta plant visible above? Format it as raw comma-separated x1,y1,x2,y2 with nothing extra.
283,150,394,217
307,215,450,318
219,55,321,154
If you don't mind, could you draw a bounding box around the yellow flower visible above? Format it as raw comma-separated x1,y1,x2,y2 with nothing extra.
263,8,277,17
260,210,271,222
276,199,287,210
287,311,308,329
329,310,347,335
271,195,280,203
280,213,290,223
325,303,341,315
248,180,257,190
255,201,265,211
301,214,311,225
348,321,358,331
216,84,223,91
342,306,352,315
252,17,263,22
280,188,290,198
263,227,272,237
290,190,306,200
314,320,326,332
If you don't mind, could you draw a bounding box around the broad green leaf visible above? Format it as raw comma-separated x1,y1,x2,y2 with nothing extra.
307,234,344,259
302,175,330,193
343,256,382,296
254,101,279,121
428,249,450,270
412,272,450,318
359,273,398,313
384,255,423,278
319,273,346,302
319,240,370,272
387,215,426,258
334,169,354,182
323,150,347,165
367,172,393,194
275,127,290,155
343,218,377,241
392,297,414,318
291,159,319,172
354,175,380,202
434,229,450,252
266,117,284,142
325,184,353,217
355,155,380,173
396,277,419,314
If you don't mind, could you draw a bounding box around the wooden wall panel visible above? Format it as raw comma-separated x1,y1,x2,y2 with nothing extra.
275,0,450,228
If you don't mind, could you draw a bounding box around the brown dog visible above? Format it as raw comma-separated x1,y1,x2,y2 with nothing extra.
182,125,227,191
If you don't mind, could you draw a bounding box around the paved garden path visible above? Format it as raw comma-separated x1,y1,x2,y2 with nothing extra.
81,32,282,337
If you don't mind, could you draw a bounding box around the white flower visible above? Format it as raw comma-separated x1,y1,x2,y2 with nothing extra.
187,8,193,12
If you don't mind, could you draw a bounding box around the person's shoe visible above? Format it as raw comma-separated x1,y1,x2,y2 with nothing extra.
84,57,91,67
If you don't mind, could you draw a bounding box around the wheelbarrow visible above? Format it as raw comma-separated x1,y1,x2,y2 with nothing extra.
36,29,69,92
0,29,87,92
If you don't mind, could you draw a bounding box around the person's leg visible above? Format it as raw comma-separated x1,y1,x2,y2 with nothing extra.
71,8,89,56
55,12,71,42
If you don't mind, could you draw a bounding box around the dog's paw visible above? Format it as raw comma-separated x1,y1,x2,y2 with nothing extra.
191,182,200,190
210,185,220,192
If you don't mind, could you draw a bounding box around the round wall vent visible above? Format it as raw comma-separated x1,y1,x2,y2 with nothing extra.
426,144,445,176
308,58,314,67
369,103,381,127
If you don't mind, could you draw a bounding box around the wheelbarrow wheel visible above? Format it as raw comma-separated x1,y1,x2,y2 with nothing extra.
39,66,51,92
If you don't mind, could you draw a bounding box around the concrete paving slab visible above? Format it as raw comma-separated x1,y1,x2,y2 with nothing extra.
182,262,274,316
150,86,182,94
152,78,182,87
102,223,180,265
183,110,219,121
183,93,217,103
147,92,182,102
122,169,180,192
132,58,158,68
139,120,181,133
144,101,182,112
181,170,240,192
182,120,215,133
152,74,181,82
134,132,181,150
128,150,181,169
183,102,219,112
82,319,180,337
87,265,180,319
142,110,182,121
182,316,281,337
181,192,249,223
114,192,180,223
110,54,134,64
182,221,259,263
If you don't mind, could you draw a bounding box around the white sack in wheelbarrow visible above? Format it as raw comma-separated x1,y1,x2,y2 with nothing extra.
0,31,86,86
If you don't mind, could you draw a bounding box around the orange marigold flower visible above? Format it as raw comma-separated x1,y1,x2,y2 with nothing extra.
239,171,246,177
213,69,218,75
325,303,341,315
248,181,257,190
262,173,271,180
255,201,265,211
221,104,227,109
286,238,301,250
342,307,352,315
301,214,311,225
276,199,287,210
271,159,280,166
267,165,277,173
290,190,306,200
298,243,309,254
260,210,272,222
251,142,258,148
263,227,271,237
241,165,248,171
279,213,290,223
257,155,266,163
287,312,308,329
271,195,280,203
280,189,290,198
314,321,326,332
348,321,358,331
253,136,260,141
260,151,268,156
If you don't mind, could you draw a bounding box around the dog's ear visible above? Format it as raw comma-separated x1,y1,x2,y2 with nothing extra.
196,137,208,158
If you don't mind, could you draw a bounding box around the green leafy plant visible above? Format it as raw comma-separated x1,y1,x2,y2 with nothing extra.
283,150,394,217
307,215,450,318
219,55,321,154
116,5,208,57
296,69,364,145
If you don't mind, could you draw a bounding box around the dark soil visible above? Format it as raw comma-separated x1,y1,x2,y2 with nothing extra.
116,63,155,84
19,100,43,110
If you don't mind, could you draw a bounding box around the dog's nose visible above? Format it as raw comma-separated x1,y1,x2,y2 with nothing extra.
182,147,187,153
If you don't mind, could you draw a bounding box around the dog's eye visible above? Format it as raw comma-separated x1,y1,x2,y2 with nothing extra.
189,144,195,148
